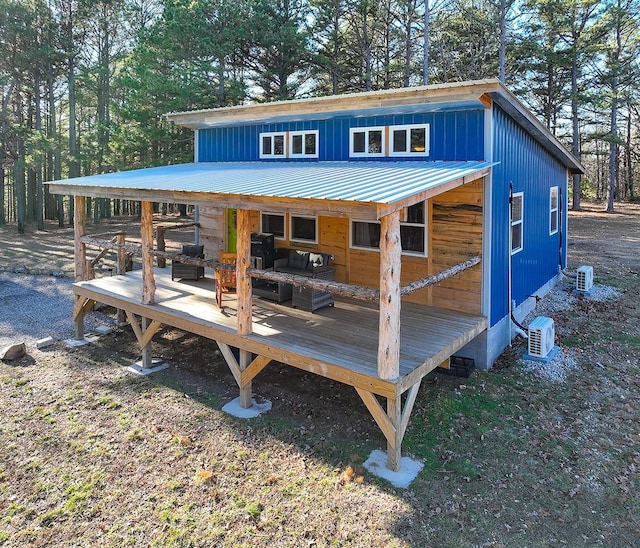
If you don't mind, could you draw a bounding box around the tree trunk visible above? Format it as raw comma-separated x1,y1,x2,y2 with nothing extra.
571,52,582,210
422,0,430,85
498,0,507,82
35,75,44,231
625,109,633,200
48,72,64,226
607,82,618,213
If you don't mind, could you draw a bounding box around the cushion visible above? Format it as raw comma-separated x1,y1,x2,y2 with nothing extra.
182,244,204,257
288,250,310,270
308,253,326,268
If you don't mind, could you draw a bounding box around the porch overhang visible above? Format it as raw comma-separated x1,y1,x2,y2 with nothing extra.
46,160,495,220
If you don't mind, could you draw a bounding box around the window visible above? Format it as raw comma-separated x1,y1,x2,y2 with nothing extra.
349,126,385,157
511,192,524,254
261,212,286,239
549,186,558,235
289,130,319,158
389,124,430,157
260,132,286,159
291,215,317,243
351,202,427,256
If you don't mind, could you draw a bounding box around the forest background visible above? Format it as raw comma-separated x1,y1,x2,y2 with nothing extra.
1,0,638,232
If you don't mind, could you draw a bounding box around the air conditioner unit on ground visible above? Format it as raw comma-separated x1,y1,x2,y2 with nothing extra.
528,316,555,359
576,265,594,292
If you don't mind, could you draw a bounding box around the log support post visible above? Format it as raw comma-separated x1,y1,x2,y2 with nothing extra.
141,317,153,368
74,195,88,282
140,201,156,305
377,211,401,380
377,211,402,470
236,209,253,408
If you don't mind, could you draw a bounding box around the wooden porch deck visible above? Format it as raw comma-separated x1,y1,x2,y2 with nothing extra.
73,268,487,399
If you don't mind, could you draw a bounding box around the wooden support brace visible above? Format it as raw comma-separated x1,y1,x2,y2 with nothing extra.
125,311,162,351
355,379,423,472
72,296,95,321
217,342,271,390
73,295,95,340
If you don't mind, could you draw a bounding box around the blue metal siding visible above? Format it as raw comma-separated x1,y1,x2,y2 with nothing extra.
490,105,569,326
197,109,485,163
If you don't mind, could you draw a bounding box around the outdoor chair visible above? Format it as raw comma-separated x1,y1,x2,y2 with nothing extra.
171,244,205,281
215,252,237,308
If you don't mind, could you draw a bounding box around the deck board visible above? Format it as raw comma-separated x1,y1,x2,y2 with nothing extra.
74,269,487,397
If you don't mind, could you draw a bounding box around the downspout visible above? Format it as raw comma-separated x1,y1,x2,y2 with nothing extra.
559,184,577,280
509,182,527,339
558,186,563,271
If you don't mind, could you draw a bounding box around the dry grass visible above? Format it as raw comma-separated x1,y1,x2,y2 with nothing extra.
0,203,639,547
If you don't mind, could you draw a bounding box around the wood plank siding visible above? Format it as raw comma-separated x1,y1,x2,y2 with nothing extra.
431,179,484,314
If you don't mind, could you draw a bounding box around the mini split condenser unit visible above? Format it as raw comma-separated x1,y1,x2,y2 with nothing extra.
576,265,594,292
528,316,555,359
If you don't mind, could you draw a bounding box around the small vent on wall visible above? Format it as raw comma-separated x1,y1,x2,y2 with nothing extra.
576,266,594,293
528,316,555,359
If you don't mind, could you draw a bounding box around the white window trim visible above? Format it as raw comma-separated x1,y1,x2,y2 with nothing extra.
549,186,559,235
350,203,428,257
349,126,386,158
260,212,286,240
389,123,430,157
259,131,287,159
289,130,319,158
511,191,524,255
290,214,318,244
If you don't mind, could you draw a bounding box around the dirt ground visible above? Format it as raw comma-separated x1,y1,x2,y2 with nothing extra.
0,202,638,547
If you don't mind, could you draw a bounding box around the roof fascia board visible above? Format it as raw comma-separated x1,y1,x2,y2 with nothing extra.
46,183,381,220
166,80,503,129
170,100,487,130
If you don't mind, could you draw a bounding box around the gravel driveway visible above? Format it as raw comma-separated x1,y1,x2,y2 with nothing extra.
0,273,107,349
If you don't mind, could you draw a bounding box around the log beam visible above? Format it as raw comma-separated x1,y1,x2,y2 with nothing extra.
140,201,156,305
401,255,481,296
250,269,379,302
78,235,141,254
